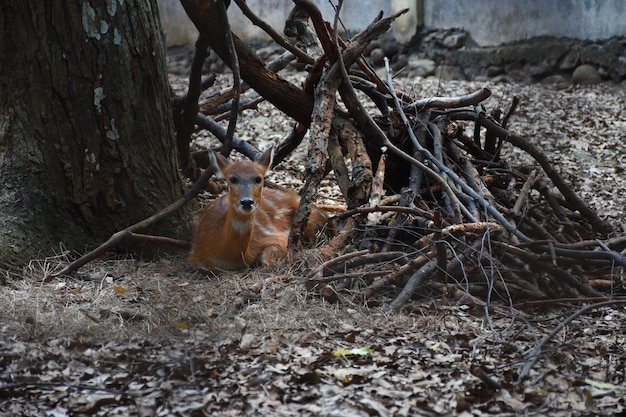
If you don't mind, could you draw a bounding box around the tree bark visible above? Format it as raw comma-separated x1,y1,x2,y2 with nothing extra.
0,0,189,268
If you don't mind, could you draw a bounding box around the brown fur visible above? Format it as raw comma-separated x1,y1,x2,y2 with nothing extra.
188,148,341,270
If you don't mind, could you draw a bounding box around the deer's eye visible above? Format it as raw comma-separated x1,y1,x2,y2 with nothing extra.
255,176,263,184
229,177,239,185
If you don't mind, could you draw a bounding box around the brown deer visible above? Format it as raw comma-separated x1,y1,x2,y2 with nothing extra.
188,147,340,270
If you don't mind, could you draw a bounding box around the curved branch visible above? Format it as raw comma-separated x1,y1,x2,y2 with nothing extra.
292,0,337,62
216,0,240,155
516,300,626,385
408,88,492,110
177,34,209,177
180,0,313,124
233,0,314,65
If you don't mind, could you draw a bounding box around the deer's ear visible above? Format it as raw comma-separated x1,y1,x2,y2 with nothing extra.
208,149,230,179
257,146,274,174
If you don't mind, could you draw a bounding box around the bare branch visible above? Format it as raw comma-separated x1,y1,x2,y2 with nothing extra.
408,88,492,110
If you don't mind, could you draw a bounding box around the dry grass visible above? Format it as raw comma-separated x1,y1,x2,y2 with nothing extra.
0,247,353,344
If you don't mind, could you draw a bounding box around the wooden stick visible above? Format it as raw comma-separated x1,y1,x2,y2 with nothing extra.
176,34,209,177
516,299,626,385
48,166,216,279
234,0,313,65
408,88,492,110
369,151,387,209
512,169,538,216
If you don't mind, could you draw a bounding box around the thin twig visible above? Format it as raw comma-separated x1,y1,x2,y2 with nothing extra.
414,222,505,249
408,88,492,110
195,114,260,160
303,251,407,284
360,249,437,300
177,34,209,177
233,0,314,65
387,258,438,310
306,270,389,285
512,169,538,216
516,299,626,385
334,205,435,222
369,151,387,208
216,0,240,155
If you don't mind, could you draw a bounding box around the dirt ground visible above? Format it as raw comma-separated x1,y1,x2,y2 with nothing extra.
1,73,625,416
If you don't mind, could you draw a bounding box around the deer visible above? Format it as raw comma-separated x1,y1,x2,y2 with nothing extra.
188,147,341,271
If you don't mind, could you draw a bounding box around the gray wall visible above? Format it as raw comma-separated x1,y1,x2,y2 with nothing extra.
158,0,394,46
158,0,626,47
425,0,626,46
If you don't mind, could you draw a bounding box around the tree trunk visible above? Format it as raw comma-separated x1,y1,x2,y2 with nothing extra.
0,1,188,268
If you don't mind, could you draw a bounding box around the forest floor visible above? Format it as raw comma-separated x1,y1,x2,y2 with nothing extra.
1,73,625,416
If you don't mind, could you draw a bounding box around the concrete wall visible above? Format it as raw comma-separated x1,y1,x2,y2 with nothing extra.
158,0,626,47
227,0,418,41
224,0,394,38
425,0,626,46
157,0,398,46
158,0,198,46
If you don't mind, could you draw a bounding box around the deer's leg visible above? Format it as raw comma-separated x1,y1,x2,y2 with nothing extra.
256,244,288,266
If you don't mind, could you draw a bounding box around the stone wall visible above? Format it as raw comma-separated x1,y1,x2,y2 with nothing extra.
367,29,626,86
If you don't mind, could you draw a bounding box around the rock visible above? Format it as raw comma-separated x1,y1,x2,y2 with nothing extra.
490,74,509,83
506,68,528,83
571,64,602,85
166,45,193,75
167,28,626,84
392,54,409,71
442,32,466,49
433,65,465,81
363,41,381,57
528,62,554,78
374,67,387,79
384,43,400,57
369,48,385,66
209,62,225,73
558,51,580,70
540,74,569,89
486,65,504,77
408,57,436,77
504,61,522,73
255,45,280,60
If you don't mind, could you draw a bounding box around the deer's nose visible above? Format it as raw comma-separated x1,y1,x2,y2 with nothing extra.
240,198,255,210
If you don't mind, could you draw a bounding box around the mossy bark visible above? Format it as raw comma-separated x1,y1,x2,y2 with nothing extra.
0,0,190,270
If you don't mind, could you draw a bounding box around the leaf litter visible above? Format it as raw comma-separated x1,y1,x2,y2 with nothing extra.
1,73,625,415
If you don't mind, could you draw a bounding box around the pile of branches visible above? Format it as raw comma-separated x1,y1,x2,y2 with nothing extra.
175,0,625,307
